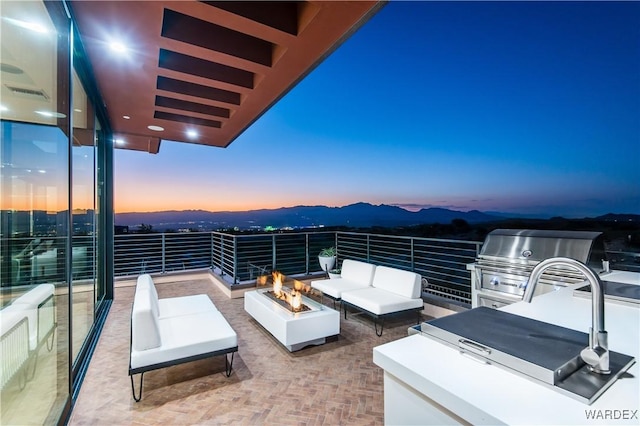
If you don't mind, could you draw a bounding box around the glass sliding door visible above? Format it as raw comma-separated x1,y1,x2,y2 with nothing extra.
0,0,71,423
94,118,107,307
71,68,96,364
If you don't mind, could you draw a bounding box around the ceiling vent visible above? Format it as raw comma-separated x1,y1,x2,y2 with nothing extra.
4,84,50,101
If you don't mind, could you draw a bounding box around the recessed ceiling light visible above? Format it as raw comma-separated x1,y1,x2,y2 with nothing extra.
123,115,130,119
74,108,82,112
147,125,164,131
0,104,8,112
35,110,66,118
109,41,128,54
186,129,198,139
114,138,125,145
38,169,46,174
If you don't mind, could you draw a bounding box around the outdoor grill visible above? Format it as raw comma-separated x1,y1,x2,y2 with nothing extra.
468,229,607,308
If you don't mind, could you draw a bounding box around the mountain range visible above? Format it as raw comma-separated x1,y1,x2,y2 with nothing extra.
115,203,506,231
114,203,640,232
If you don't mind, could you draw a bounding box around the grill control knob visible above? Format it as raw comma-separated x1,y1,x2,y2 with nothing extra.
490,277,500,286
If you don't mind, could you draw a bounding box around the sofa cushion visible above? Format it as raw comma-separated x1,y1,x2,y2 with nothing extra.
137,274,217,317
371,266,421,299
340,259,376,285
130,310,238,370
131,287,161,352
158,294,217,317
311,278,371,299
12,284,55,308
136,274,160,317
342,287,423,315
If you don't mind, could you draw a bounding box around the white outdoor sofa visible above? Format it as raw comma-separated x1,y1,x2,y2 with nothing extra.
310,259,376,308
0,284,56,390
341,265,423,336
312,261,423,336
129,274,238,401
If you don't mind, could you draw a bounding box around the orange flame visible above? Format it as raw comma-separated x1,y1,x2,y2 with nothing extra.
272,271,284,296
291,290,302,310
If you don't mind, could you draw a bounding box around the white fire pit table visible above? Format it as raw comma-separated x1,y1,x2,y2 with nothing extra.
244,288,340,352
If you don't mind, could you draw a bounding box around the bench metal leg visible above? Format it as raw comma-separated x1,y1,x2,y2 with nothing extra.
130,372,144,402
26,352,39,381
225,352,235,377
374,318,385,337
46,328,55,352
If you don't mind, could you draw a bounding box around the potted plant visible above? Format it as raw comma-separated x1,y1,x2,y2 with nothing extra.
318,246,336,272
328,268,341,279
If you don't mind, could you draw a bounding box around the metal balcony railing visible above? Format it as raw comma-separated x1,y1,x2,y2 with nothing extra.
112,230,481,306
0,236,95,288
4,230,639,307
1,230,481,305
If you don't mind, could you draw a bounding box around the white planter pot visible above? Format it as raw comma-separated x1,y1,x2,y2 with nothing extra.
318,255,336,272
328,271,341,279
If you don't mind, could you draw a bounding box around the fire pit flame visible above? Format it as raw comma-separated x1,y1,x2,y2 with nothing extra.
272,271,284,297
261,271,313,313
291,291,302,310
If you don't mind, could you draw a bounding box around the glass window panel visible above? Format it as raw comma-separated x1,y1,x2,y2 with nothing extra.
0,1,70,424
71,68,96,364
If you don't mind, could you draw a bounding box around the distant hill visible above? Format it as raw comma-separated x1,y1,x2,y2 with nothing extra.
115,202,502,230
595,213,640,222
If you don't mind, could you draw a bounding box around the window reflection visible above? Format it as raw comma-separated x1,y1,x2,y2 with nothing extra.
0,0,71,424
71,67,96,364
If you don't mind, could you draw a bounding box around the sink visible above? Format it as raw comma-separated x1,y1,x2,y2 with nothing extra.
417,307,636,404
600,270,640,285
574,280,640,306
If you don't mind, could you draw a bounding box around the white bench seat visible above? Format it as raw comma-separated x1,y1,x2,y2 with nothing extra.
11,284,55,351
1,284,56,391
341,265,424,336
129,274,237,401
157,295,217,318
340,287,423,315
130,310,238,370
0,306,30,389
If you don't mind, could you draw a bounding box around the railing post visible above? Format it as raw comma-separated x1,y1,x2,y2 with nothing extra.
366,234,370,263
410,237,415,272
161,233,166,274
272,234,277,272
210,232,215,271
220,234,225,278
305,233,309,275
233,235,238,285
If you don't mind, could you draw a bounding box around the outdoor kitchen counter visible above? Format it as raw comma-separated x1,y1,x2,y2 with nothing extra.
373,277,640,425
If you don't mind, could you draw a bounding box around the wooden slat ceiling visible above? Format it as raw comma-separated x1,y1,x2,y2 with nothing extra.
70,1,384,153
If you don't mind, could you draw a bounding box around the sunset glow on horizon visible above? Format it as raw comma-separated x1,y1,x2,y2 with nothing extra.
115,2,640,218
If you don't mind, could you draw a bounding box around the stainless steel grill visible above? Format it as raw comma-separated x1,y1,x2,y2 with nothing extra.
468,229,607,308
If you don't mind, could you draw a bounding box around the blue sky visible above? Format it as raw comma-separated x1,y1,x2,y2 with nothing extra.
115,1,640,217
